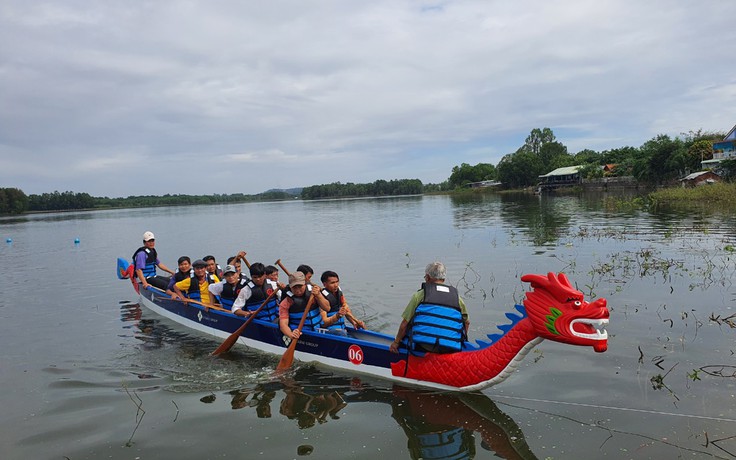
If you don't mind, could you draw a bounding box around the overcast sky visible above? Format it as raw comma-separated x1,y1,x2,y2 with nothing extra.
1,1,735,197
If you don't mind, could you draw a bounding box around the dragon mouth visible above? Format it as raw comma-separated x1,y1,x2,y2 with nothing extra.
571,318,609,341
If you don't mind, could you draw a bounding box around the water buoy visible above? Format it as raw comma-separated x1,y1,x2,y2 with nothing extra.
5,238,11,243
74,237,80,244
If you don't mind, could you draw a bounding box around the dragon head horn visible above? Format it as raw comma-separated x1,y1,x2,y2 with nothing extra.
520,272,581,303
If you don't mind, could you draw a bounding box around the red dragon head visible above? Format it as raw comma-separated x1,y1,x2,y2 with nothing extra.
521,272,609,352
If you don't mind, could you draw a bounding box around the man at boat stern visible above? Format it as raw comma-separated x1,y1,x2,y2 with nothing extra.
133,231,175,290
389,261,469,354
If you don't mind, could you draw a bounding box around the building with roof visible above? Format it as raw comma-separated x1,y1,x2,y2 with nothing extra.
465,180,502,189
679,171,721,187
537,165,583,191
702,124,736,168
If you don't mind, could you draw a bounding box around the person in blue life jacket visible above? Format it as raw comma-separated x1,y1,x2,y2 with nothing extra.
165,256,193,300
389,261,470,354
230,262,280,319
278,271,330,340
172,258,220,305
208,264,250,312
319,270,366,334
133,231,175,290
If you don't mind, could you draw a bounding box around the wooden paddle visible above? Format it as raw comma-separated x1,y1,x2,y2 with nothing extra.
236,251,252,269
211,289,278,356
147,285,225,312
276,295,316,371
275,258,289,276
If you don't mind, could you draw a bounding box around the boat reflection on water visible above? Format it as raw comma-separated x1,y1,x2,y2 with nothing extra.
226,368,539,460
389,388,537,460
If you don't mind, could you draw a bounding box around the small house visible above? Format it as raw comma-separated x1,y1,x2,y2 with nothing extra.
537,165,583,191
680,171,721,187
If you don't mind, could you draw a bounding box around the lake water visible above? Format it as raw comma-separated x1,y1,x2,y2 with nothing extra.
2,193,736,459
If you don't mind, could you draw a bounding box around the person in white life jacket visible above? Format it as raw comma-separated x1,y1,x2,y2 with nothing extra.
231,262,279,319
208,264,250,312
278,271,330,340
389,261,470,354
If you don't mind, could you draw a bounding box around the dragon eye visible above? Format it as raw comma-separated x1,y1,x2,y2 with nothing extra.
573,300,582,308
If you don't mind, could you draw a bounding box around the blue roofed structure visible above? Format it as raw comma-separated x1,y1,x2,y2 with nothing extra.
703,124,736,168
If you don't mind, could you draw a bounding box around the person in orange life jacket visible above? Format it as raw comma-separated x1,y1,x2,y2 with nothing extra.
173,259,220,305
278,271,330,340
389,261,469,354
165,256,193,301
319,270,366,331
231,262,280,318
203,255,224,279
133,231,175,290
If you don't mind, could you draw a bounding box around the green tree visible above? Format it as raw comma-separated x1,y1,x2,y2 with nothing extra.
635,134,687,184
688,139,713,164
448,162,496,188
520,128,556,155
0,187,28,214
539,141,572,171
578,163,603,179
497,151,544,188
601,146,638,166
718,159,736,181
573,149,601,164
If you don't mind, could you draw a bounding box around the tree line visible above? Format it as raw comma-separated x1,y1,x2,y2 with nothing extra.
0,189,295,215
301,179,425,199
448,127,729,189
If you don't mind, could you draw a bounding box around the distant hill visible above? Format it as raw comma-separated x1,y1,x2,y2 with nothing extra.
264,187,302,196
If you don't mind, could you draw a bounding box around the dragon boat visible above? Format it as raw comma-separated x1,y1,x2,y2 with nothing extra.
116,258,609,392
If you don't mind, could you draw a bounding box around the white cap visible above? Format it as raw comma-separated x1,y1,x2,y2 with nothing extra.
142,231,155,241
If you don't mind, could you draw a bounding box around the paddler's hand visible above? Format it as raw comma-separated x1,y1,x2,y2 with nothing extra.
291,329,302,340
235,309,252,318
389,340,400,353
351,318,366,330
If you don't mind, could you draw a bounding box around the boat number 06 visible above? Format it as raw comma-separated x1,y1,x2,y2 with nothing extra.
348,345,364,365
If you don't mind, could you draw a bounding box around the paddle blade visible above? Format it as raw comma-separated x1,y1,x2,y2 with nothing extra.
212,333,239,356
276,345,296,371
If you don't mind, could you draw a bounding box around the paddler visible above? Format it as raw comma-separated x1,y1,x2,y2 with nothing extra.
172,258,220,305
278,272,330,340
